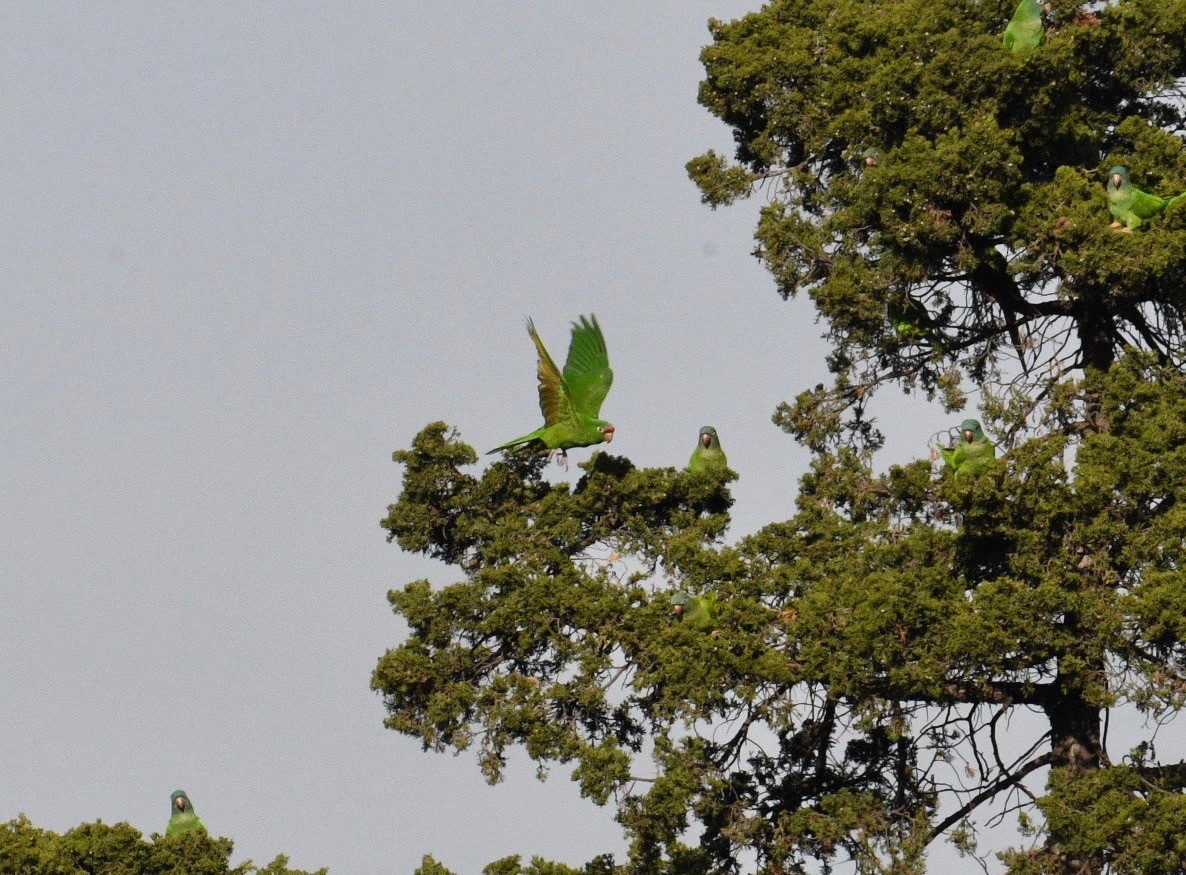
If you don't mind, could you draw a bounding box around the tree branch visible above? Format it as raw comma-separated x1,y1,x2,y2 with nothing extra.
923,752,1055,847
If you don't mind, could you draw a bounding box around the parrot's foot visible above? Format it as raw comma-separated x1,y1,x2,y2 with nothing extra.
1110,221,1122,228
549,449,570,470
1114,227,1134,234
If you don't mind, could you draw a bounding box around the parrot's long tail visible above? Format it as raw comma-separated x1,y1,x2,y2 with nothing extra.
487,431,543,454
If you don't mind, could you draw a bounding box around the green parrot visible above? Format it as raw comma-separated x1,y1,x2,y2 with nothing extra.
687,426,728,473
934,419,997,476
166,790,207,838
1003,0,1045,56
670,592,719,632
886,294,938,344
488,315,615,466
1106,165,1186,232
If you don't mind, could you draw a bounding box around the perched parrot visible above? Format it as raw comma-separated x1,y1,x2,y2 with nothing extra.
934,419,996,476
488,315,615,466
670,592,719,632
1003,0,1045,56
1106,166,1186,232
886,295,938,344
687,426,728,473
166,790,207,838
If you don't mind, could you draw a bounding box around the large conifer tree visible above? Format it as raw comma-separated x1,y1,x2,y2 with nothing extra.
375,2,1186,872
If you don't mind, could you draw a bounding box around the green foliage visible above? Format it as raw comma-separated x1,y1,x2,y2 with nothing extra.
379,352,1186,873
684,151,754,208
0,816,325,875
414,855,457,875
690,0,1186,443
380,2,1186,873
1003,767,1186,874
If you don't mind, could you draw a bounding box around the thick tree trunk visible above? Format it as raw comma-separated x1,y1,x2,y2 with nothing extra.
1046,690,1101,774
1042,679,1104,874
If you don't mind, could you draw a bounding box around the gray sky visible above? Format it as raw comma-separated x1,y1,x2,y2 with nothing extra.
4,4,1136,874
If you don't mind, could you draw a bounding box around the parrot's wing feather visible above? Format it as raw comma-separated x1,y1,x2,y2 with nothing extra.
1130,187,1169,220
527,318,574,427
562,315,614,418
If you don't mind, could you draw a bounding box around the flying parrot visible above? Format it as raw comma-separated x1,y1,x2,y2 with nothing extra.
166,790,207,838
933,419,996,477
488,315,615,467
1003,0,1045,56
670,592,719,632
1106,166,1186,232
687,426,728,473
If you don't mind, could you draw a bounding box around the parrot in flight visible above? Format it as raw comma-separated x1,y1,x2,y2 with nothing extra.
1003,0,1045,56
687,426,728,473
670,592,719,632
1106,166,1186,232
489,315,615,467
932,419,996,477
166,790,207,837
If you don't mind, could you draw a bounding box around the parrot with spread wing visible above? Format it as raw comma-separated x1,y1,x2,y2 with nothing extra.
489,315,615,466
165,790,207,838
687,426,728,474
1106,166,1186,232
932,419,996,477
1003,0,1045,55
670,592,720,632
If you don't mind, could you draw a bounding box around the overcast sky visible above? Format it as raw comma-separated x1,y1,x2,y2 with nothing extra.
5,5,1163,874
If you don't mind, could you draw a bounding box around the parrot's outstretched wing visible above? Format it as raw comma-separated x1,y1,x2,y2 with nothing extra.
562,315,614,418
527,318,574,428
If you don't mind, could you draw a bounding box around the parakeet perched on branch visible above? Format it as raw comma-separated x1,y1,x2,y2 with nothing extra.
489,315,615,466
886,295,938,344
1106,166,1186,232
670,592,720,632
687,426,728,474
1003,0,1045,56
933,419,996,477
166,790,206,838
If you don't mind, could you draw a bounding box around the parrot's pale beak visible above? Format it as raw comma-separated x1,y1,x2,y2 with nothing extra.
701,434,712,448
603,424,615,443
964,430,974,442
673,604,684,616
1112,173,1121,187
177,799,186,811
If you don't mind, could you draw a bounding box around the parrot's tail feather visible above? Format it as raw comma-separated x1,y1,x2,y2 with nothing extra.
487,433,543,454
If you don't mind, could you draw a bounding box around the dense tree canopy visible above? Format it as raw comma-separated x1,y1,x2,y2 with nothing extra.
689,0,1186,449
0,815,325,875
376,2,1186,873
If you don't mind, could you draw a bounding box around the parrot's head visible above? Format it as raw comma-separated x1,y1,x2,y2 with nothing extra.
960,419,985,442
861,148,880,167
1109,166,1130,191
596,422,615,443
170,791,191,814
699,426,720,449
670,592,690,617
